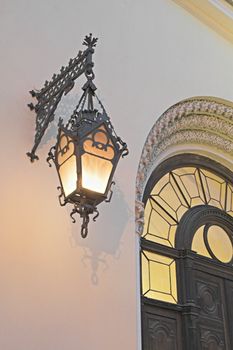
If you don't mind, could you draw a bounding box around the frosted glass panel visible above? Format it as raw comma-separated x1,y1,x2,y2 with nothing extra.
58,141,74,165
59,155,77,197
81,154,112,194
83,126,115,160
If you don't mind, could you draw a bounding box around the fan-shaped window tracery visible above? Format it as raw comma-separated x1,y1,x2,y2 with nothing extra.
141,155,233,305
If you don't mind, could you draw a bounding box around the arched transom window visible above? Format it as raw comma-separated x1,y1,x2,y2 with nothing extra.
141,155,233,305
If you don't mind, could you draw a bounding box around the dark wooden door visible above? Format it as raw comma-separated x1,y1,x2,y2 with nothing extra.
194,270,231,349
141,302,183,350
142,253,233,350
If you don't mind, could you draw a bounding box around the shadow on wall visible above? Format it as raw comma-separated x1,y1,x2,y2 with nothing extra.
38,93,81,148
31,92,132,285
69,182,132,285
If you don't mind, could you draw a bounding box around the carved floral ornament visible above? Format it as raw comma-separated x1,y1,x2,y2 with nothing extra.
135,97,233,235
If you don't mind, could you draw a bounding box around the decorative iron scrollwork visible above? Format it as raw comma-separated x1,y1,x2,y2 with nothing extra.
105,181,115,203
69,203,99,238
27,34,98,162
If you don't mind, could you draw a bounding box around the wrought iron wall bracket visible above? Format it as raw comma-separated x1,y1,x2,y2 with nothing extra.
27,34,128,238
27,33,98,162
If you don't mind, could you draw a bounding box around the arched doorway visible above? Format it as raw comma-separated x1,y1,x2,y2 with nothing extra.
136,97,233,350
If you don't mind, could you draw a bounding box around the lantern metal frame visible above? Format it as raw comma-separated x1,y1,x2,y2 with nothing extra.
27,34,128,237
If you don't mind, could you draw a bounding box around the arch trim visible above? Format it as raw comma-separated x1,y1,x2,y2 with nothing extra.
135,97,233,235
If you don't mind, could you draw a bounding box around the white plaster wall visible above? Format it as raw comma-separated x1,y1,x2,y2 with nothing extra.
0,0,233,349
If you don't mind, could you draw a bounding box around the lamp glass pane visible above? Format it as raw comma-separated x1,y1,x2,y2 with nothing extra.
58,140,74,165
83,139,115,160
59,155,77,197
81,153,113,194
83,126,115,161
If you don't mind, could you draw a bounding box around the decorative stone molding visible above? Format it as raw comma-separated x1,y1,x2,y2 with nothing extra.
135,199,145,235
225,0,233,7
135,97,233,234
173,0,233,44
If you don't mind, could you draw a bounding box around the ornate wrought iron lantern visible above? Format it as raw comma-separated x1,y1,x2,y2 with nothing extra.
27,34,128,237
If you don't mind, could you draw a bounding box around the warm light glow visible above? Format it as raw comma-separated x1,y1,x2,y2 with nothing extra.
207,225,232,263
192,225,211,258
59,155,77,197
83,126,115,160
141,250,177,304
81,154,112,194
143,166,233,247
58,139,74,165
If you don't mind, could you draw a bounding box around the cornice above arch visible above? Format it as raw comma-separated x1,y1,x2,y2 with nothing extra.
173,0,233,44
135,97,233,235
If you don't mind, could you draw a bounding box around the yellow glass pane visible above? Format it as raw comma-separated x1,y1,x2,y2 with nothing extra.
159,182,182,212
150,262,170,293
192,225,211,258
143,198,176,247
200,169,225,205
59,155,77,197
194,169,206,203
208,199,222,209
226,184,233,213
199,171,210,202
201,169,225,184
141,253,149,294
141,251,177,304
169,226,177,247
190,197,205,207
81,154,112,194
170,173,190,206
151,195,178,222
172,167,196,176
207,226,233,263
176,205,188,221
142,233,172,247
144,290,177,303
180,173,199,198
220,182,227,209
148,209,170,240
150,199,177,225
145,250,172,265
142,166,230,251
142,200,152,237
151,173,169,195
170,260,178,301
206,178,221,201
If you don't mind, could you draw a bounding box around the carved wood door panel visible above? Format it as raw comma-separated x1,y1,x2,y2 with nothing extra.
194,270,232,350
225,280,233,348
141,303,183,350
